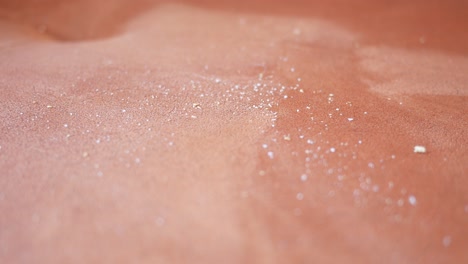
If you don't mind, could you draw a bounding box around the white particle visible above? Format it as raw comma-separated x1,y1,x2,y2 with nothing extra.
267,151,274,159
330,147,336,153
307,139,314,145
290,67,295,72
397,199,404,206
296,192,304,200
63,124,68,128
368,162,374,168
347,118,354,122
353,189,360,197
156,216,165,226
121,109,126,113
300,174,308,182
262,144,268,149
408,195,417,206
414,145,427,153
442,236,452,247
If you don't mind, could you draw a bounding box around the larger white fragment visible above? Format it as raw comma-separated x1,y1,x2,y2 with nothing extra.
414,145,427,153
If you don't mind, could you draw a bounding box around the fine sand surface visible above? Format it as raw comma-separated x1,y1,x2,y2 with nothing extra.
0,1,467,263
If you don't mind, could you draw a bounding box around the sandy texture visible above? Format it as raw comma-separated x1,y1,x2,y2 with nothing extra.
0,1,467,263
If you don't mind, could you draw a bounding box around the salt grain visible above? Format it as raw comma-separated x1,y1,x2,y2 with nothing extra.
442,236,452,247
414,145,427,153
296,193,304,200
408,195,417,206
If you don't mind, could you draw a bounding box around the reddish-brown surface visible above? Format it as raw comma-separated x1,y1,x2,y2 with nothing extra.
0,1,467,263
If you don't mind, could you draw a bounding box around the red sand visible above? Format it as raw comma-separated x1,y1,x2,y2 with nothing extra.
0,1,467,263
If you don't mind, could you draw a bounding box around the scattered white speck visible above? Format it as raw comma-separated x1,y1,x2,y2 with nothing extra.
290,67,295,72
442,236,452,247
414,145,427,153
307,139,314,145
121,109,126,113
63,124,68,128
135,158,141,164
353,189,360,197
330,147,336,153
267,151,274,159
385,198,392,205
368,162,374,169
347,118,354,122
46,105,53,108
262,144,268,149
300,174,308,182
156,216,165,226
283,134,291,141
296,192,304,200
408,195,417,206
293,28,301,35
